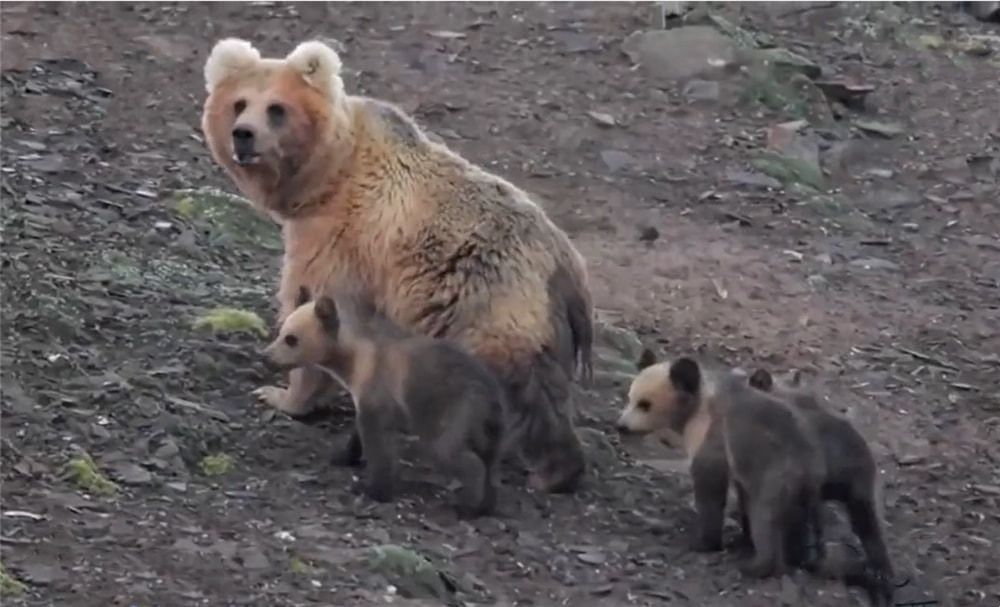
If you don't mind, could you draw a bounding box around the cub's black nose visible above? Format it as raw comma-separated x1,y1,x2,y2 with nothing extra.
231,126,257,164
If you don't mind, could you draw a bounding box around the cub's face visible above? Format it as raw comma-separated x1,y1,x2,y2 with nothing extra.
263,290,343,368
264,302,327,368
615,351,702,438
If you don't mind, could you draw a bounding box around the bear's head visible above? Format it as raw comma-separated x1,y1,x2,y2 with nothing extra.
201,38,353,219
615,348,704,438
264,286,343,369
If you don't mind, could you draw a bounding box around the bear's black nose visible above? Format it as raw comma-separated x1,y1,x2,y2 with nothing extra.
231,126,257,164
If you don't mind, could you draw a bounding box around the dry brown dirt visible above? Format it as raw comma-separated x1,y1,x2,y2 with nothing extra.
2,3,998,607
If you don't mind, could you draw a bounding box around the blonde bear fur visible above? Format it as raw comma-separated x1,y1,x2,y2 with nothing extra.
200,38,595,493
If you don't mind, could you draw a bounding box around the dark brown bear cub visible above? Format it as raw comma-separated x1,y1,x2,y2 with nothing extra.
264,286,509,518
616,353,826,579
749,368,896,606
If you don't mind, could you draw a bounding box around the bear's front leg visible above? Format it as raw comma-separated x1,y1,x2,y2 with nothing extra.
254,365,326,418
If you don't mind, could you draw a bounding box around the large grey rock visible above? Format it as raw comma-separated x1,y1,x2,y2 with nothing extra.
622,26,736,82
367,545,458,601
592,318,644,389
578,427,620,472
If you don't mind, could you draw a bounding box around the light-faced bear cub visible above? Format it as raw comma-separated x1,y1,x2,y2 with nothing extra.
748,368,896,606
263,286,509,518
616,350,826,579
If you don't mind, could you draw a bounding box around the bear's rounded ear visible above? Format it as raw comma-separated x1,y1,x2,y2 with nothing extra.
636,347,658,372
668,357,701,395
286,40,343,97
314,295,341,335
748,369,773,392
204,38,261,94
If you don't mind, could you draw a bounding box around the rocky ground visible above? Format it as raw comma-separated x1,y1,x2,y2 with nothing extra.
2,2,998,606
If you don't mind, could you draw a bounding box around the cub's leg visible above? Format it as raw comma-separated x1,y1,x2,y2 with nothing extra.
739,489,783,579
689,453,730,553
802,484,826,572
734,484,754,555
331,424,364,467
471,406,506,517
847,494,896,604
430,419,495,518
445,449,491,518
355,399,398,503
254,366,327,417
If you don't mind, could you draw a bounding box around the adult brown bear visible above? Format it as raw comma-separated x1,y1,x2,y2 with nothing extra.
200,38,594,493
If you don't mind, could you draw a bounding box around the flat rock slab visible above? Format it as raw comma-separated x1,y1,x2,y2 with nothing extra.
622,26,736,82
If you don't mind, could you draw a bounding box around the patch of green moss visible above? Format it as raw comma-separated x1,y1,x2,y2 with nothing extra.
368,544,453,600
172,187,282,251
66,452,118,496
288,556,314,575
192,308,267,338
0,562,27,597
917,33,945,49
99,249,142,283
751,151,825,192
199,453,234,477
174,195,196,219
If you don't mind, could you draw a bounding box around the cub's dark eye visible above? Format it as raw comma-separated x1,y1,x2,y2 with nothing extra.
267,103,286,125
637,399,651,412
284,334,299,348
233,99,247,115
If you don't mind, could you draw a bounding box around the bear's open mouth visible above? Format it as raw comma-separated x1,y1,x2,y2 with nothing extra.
233,153,261,166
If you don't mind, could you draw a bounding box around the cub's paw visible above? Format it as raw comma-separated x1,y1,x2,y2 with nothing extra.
690,534,724,553
739,558,777,579
455,502,492,520
726,534,754,556
353,471,394,503
253,385,315,417
363,480,395,503
253,385,290,410
330,433,364,468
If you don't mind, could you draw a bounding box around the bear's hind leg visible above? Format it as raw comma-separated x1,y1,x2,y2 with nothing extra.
513,359,586,494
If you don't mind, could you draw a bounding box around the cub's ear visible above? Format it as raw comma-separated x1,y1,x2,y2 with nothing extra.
285,40,343,98
314,295,340,335
295,286,313,308
204,38,260,94
748,369,773,392
668,357,701,396
636,347,658,372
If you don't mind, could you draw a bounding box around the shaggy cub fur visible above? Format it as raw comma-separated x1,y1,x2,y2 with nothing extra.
201,38,593,494
617,352,826,578
264,286,509,518
749,368,896,606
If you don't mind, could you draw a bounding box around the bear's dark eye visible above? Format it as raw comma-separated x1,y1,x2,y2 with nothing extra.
637,399,651,412
284,334,299,348
233,99,247,115
267,103,286,126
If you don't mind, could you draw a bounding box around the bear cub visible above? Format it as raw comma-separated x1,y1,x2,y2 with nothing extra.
263,286,510,518
748,368,896,606
616,352,826,579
